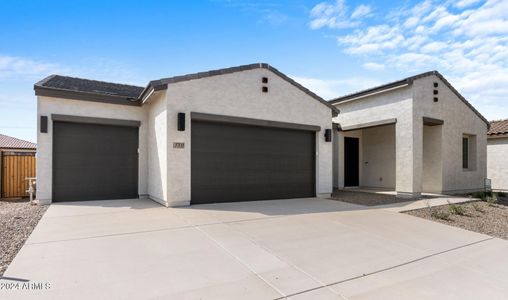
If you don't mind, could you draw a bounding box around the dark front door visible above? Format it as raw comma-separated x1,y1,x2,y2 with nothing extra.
191,121,316,204
344,137,359,187
52,121,139,202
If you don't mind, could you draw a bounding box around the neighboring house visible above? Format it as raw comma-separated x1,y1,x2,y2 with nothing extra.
330,71,488,198
34,64,338,206
487,119,508,191
0,134,36,198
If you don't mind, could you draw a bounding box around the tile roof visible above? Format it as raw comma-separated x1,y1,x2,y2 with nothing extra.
0,134,36,149
37,75,144,98
488,119,508,136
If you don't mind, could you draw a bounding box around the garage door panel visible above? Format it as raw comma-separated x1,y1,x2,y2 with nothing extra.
191,121,315,204
53,122,138,202
192,183,312,203
193,130,312,154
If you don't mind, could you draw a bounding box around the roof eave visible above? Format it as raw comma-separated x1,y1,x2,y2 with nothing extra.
0,146,36,150
329,77,413,105
488,132,508,139
34,85,142,106
139,80,168,103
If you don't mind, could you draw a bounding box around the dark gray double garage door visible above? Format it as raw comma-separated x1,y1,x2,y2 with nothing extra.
191,120,316,204
52,118,316,203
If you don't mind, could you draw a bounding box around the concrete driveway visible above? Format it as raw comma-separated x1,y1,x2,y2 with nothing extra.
2,198,508,299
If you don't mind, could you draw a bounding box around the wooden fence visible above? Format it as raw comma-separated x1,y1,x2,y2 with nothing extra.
1,152,36,198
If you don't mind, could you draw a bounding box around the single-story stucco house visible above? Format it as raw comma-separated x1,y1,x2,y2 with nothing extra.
330,71,489,198
34,64,488,206
487,119,508,191
35,64,338,206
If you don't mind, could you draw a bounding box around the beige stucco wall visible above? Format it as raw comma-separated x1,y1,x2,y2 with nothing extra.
333,86,418,196
413,75,488,193
422,125,443,192
164,68,334,206
145,92,168,205
362,125,395,189
487,136,508,191
36,96,148,204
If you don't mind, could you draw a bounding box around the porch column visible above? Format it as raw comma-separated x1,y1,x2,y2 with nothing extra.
395,118,423,198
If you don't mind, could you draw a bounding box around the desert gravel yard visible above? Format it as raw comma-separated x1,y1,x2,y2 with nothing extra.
0,200,47,275
405,195,508,240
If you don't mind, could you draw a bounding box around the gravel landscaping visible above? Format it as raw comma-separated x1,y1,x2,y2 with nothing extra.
0,199,47,276
331,190,416,206
405,195,508,240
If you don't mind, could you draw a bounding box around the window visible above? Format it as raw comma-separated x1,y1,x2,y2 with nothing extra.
462,134,477,171
462,137,469,169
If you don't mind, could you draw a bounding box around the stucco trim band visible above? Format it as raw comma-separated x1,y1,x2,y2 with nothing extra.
423,117,444,126
190,112,321,131
51,114,141,127
339,118,397,132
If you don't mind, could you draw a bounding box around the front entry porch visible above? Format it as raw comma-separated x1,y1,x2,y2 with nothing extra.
333,117,444,199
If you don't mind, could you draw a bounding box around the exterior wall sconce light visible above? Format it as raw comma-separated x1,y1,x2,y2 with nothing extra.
324,129,332,142
40,116,48,133
177,113,185,131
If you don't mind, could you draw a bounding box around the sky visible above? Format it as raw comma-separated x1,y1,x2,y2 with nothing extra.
1,0,507,142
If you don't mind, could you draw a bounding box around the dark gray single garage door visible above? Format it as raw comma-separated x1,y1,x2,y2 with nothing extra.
53,121,138,202
191,121,316,204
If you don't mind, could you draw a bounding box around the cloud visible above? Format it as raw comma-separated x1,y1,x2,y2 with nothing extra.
420,41,448,53
338,25,405,54
455,0,482,8
310,0,508,120
291,75,382,100
362,62,385,71
0,55,65,79
452,0,508,36
351,5,372,19
309,0,372,29
403,17,419,28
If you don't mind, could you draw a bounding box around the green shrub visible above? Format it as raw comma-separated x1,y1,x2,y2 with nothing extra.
425,202,450,220
431,209,451,220
486,194,498,206
471,202,484,213
448,201,466,216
